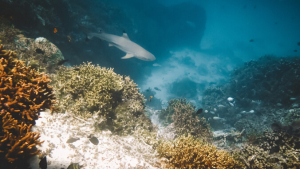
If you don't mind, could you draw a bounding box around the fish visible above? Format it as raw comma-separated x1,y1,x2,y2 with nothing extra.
227,97,234,102
67,163,80,169
298,42,300,46
39,156,47,169
81,27,155,61
54,28,58,33
249,39,254,42
294,50,297,52
67,35,72,42
217,105,226,108
290,98,297,101
149,96,153,102
196,108,203,115
154,87,161,91
88,135,99,145
36,48,45,54
213,116,225,121
153,63,161,67
66,137,80,143
57,59,68,66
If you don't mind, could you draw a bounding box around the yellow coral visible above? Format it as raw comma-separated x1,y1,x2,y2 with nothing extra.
157,135,243,169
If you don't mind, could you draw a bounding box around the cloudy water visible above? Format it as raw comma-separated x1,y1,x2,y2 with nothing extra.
1,0,300,168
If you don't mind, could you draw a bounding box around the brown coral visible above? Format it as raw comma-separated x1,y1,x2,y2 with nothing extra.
0,44,56,167
0,44,56,125
157,135,243,169
0,113,43,163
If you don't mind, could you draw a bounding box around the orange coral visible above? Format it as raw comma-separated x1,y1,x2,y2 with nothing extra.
0,44,56,125
0,44,56,167
0,113,43,163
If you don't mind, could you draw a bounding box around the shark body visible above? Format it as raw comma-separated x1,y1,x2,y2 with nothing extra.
87,31,156,61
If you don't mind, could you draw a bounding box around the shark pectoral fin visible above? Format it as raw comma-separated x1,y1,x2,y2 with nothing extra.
122,32,130,40
121,53,134,59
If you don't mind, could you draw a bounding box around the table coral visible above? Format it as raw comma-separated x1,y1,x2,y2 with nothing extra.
157,135,243,169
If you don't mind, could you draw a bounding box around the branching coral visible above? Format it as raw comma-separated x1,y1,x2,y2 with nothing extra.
157,135,243,169
0,113,43,163
52,62,155,136
0,44,56,125
159,98,212,142
0,44,55,168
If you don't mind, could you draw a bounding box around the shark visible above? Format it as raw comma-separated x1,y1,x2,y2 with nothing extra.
85,30,156,61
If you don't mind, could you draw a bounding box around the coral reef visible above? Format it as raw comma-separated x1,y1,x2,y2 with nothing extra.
51,62,155,136
0,22,65,73
0,44,55,168
0,44,56,125
157,135,243,169
159,98,212,142
233,130,300,168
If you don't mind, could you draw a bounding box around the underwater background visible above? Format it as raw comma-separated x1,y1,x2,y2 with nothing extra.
1,0,300,168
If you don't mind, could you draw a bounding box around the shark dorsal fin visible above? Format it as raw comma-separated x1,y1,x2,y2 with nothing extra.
122,31,130,40
121,53,134,59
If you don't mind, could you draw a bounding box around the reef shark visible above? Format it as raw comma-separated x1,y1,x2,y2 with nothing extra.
85,30,156,61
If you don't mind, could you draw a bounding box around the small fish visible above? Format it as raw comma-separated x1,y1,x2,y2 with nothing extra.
249,39,254,42
66,137,80,143
153,63,161,67
154,87,161,91
89,136,99,145
217,105,226,108
67,163,80,169
204,110,208,113
196,108,203,115
149,96,153,102
54,28,58,33
67,35,72,42
36,48,45,54
290,98,297,101
298,42,300,46
227,97,234,102
73,67,80,71
146,89,150,92
294,50,297,52
277,103,282,106
57,59,68,66
39,156,47,169
210,111,215,114
213,116,225,121
249,110,255,113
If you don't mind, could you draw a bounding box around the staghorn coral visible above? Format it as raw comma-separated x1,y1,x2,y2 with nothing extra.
0,44,55,168
157,134,243,169
0,113,43,163
52,62,156,136
0,44,56,125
